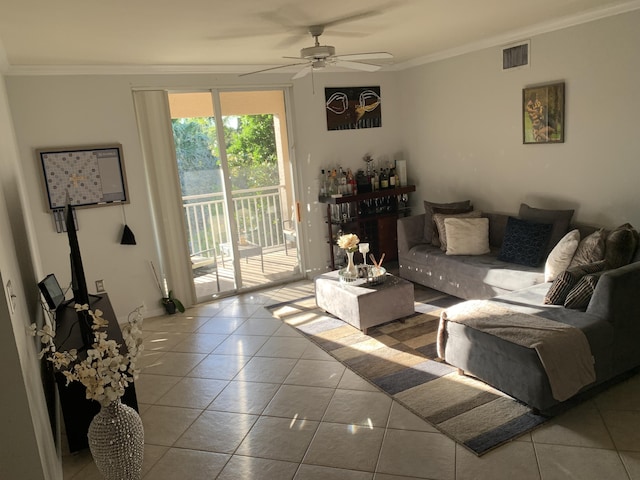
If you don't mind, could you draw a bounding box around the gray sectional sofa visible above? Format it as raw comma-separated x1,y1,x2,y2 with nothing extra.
397,211,640,412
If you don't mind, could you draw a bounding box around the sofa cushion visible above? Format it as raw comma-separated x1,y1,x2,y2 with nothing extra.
404,243,545,298
570,229,607,268
498,217,553,267
544,260,607,305
519,203,574,253
544,229,580,282
605,223,639,269
423,200,471,244
564,272,607,310
444,217,490,255
433,210,482,250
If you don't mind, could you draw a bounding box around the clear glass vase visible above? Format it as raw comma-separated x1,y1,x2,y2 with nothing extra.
345,250,358,277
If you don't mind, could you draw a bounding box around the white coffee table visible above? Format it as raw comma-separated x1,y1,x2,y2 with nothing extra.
314,270,415,334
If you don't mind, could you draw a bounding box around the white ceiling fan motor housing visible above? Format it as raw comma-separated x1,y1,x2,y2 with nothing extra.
301,45,335,60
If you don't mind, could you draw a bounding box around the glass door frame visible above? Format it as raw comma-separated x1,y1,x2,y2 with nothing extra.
172,86,303,301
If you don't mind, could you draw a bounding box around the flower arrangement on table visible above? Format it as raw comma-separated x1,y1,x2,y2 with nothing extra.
337,233,360,252
30,304,144,406
337,233,360,279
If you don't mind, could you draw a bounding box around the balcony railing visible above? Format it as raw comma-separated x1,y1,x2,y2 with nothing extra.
183,186,288,256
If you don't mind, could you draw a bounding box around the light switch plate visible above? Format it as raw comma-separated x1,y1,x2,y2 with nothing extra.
6,279,17,314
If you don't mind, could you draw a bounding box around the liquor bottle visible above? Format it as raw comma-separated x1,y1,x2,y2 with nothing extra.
389,166,396,188
320,169,327,196
380,168,389,189
329,169,338,195
347,169,356,195
373,169,380,191
339,167,348,195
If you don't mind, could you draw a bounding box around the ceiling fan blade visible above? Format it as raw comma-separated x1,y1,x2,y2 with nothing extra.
239,62,309,77
292,65,313,80
333,60,382,72
335,52,394,61
321,3,394,29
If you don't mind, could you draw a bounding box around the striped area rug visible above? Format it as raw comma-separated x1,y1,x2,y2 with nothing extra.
266,294,548,456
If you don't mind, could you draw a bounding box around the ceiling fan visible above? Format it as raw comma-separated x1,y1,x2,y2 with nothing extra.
240,24,393,79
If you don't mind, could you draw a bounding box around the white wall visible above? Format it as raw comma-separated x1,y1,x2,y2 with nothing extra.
4,71,403,316
290,73,404,274
399,10,640,229
0,75,61,480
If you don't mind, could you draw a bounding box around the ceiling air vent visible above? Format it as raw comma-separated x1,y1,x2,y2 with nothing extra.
502,41,530,70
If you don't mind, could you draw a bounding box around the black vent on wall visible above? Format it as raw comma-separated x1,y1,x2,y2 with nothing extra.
502,42,529,70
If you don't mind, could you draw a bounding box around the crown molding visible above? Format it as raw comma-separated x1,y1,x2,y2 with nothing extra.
392,0,640,71
3,64,257,76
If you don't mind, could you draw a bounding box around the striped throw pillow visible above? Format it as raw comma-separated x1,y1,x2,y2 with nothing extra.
544,260,607,305
564,272,605,310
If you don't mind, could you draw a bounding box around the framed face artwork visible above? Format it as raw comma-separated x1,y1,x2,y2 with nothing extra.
523,82,565,144
325,86,381,130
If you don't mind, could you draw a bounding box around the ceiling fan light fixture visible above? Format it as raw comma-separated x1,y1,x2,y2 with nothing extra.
311,59,326,69
300,45,335,59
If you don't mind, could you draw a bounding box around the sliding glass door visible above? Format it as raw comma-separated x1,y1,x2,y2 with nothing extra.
168,89,301,301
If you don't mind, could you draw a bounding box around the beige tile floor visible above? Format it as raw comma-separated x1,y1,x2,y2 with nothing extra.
63,279,640,479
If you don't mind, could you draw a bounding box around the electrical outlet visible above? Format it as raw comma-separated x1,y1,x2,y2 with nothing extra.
95,279,105,293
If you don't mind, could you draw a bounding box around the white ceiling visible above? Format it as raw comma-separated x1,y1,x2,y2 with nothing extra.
0,0,638,74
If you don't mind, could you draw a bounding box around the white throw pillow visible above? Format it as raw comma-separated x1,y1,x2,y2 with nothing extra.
544,229,581,282
433,210,483,251
444,217,490,255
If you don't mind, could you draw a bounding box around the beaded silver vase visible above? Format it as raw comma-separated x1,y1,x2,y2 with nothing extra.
88,399,144,480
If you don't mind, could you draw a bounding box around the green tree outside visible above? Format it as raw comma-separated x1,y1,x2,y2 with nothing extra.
172,114,279,196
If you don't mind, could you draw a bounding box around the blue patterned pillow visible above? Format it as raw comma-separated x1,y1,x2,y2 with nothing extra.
498,217,553,267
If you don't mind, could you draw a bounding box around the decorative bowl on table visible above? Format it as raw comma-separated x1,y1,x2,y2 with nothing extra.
366,266,387,285
338,267,360,284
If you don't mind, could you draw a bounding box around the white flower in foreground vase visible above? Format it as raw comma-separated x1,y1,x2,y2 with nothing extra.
337,233,360,252
30,304,144,406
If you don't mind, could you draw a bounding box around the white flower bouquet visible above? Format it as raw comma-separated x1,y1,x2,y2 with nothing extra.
31,304,144,406
337,233,360,252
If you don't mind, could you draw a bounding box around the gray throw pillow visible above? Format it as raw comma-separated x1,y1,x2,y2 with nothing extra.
605,223,639,269
569,229,607,268
423,200,471,244
518,203,574,254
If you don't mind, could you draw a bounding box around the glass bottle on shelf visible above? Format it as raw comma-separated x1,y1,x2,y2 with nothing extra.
347,169,356,195
389,165,396,188
380,168,389,189
320,169,326,196
328,169,338,195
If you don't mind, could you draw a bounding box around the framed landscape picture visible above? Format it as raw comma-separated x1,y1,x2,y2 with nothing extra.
523,82,565,144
